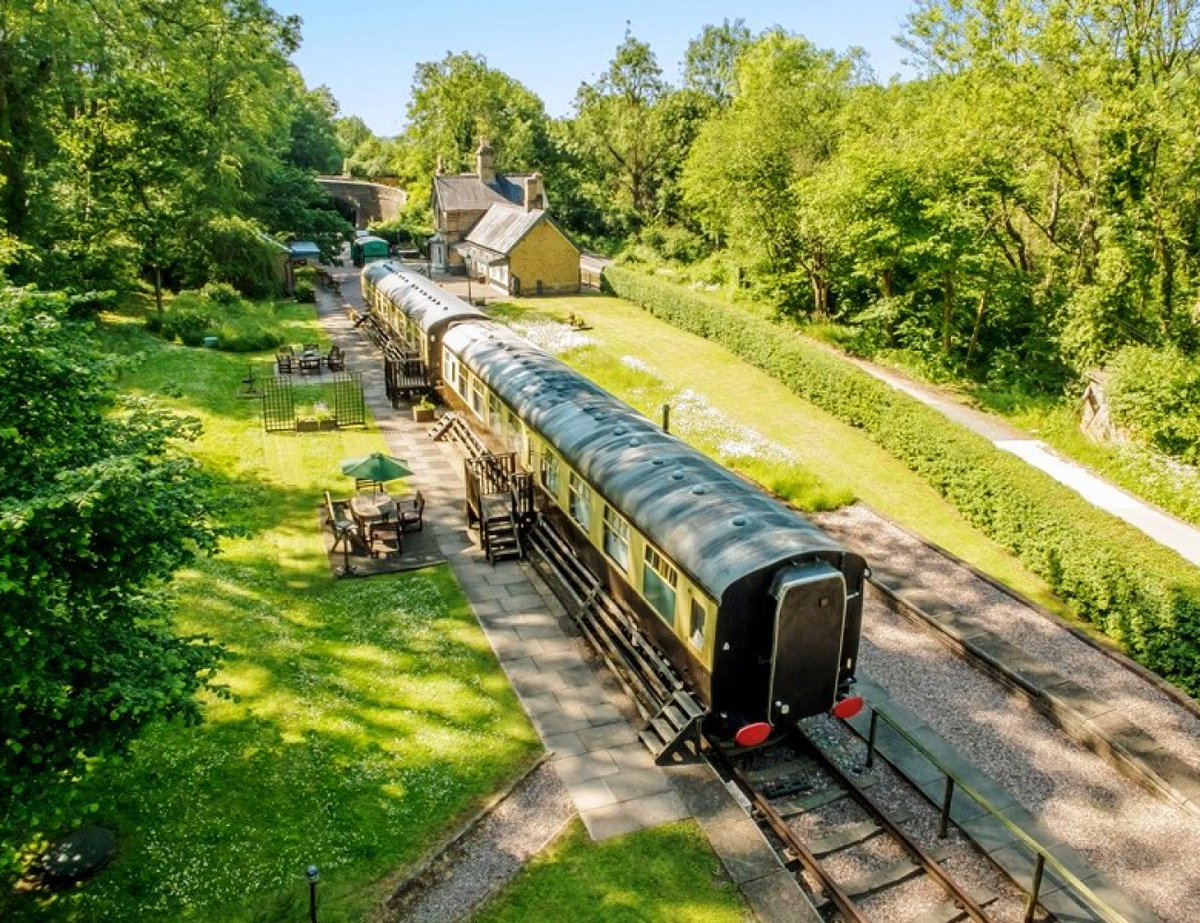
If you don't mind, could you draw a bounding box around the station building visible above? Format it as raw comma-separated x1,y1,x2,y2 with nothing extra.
430,139,580,296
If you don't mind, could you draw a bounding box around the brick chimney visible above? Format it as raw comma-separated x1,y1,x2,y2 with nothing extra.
476,138,495,185
523,172,544,211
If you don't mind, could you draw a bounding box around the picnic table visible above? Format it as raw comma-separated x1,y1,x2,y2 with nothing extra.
298,348,323,374
350,492,396,541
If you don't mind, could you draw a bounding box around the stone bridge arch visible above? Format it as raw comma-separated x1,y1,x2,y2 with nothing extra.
316,176,407,229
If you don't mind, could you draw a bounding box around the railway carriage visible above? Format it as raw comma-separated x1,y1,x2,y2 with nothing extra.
361,261,867,744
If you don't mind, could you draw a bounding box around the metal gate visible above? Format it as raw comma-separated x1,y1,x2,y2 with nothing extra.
261,377,295,432
332,371,366,428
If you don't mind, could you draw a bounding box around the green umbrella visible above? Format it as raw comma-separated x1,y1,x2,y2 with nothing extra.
340,452,413,483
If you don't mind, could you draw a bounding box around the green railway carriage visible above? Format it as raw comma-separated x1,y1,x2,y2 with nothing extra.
361,261,867,742
351,235,389,267
441,321,867,740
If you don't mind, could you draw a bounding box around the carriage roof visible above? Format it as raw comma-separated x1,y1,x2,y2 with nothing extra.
363,261,487,337
443,322,853,599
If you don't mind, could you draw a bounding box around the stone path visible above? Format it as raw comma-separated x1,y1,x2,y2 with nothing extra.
847,356,1200,567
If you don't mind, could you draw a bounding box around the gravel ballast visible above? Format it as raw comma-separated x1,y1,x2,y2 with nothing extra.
817,504,1200,922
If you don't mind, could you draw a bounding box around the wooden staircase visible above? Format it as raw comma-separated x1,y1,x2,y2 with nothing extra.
481,492,523,564
639,689,707,765
528,520,707,763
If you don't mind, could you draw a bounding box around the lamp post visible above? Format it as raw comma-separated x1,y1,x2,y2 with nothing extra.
306,865,320,923
465,252,473,304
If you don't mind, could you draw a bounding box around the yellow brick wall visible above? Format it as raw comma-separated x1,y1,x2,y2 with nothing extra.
510,220,580,294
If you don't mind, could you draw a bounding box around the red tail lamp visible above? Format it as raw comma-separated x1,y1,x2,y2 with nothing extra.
831,696,864,719
733,721,772,747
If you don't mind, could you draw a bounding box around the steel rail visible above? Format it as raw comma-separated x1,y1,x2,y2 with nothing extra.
796,730,992,922
704,740,871,923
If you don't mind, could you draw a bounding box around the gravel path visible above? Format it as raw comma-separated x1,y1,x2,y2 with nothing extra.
816,504,1200,921
377,762,574,922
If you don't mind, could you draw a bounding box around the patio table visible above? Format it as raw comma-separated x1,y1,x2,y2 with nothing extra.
350,493,395,541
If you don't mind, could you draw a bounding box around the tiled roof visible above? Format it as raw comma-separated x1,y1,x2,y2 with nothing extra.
462,204,545,255
434,173,536,212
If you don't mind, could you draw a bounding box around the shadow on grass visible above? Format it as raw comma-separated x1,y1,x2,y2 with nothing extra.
5,565,539,923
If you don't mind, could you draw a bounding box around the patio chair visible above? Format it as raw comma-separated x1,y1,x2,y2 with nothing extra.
369,520,401,559
276,353,293,374
399,491,425,533
326,345,345,371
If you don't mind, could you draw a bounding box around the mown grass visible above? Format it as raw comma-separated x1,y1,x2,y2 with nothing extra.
476,821,747,923
491,296,1065,614
5,302,541,921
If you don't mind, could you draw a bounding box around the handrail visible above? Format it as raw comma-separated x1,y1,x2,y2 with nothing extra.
861,704,1129,923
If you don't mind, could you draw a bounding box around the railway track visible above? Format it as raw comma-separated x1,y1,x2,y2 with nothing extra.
706,729,1015,921
526,523,1045,921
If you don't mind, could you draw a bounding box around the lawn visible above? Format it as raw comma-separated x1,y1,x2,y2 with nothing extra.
476,821,747,923
5,302,541,921
491,295,1066,615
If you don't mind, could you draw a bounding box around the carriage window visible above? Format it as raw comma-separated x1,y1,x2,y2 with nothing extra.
602,506,630,571
470,379,484,416
456,361,467,395
488,393,503,431
643,545,677,626
444,355,459,394
689,597,707,651
541,453,560,498
568,472,592,532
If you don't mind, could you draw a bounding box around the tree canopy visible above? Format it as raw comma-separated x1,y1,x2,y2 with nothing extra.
0,289,223,826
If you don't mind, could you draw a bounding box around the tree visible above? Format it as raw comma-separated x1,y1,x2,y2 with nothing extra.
681,32,858,311
683,18,754,107
286,83,343,174
0,290,223,826
406,51,551,176
902,0,1200,368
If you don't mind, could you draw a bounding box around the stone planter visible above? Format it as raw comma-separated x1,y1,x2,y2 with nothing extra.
296,418,318,432
318,419,338,431
412,406,435,423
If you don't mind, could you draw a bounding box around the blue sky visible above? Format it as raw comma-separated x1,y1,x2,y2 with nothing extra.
271,1,919,136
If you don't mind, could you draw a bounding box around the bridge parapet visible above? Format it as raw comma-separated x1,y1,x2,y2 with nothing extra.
316,176,407,228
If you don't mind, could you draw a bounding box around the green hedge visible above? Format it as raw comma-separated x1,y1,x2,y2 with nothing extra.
604,266,1200,697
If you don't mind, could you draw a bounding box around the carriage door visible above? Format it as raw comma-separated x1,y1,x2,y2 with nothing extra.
767,564,846,723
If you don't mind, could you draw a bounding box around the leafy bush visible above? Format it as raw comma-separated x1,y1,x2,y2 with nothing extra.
158,292,217,346
605,266,1200,696
1107,344,1200,465
184,215,285,298
200,281,243,308
152,291,283,352
214,317,284,352
294,280,315,303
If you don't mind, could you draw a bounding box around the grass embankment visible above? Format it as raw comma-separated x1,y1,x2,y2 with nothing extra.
490,297,1064,614
8,300,541,921
476,821,746,923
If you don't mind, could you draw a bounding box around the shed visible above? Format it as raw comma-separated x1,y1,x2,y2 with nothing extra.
288,240,322,264
351,235,389,267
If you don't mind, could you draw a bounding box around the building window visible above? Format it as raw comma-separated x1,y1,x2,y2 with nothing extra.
541,452,560,498
602,506,630,571
689,597,707,651
643,545,677,626
568,472,591,532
